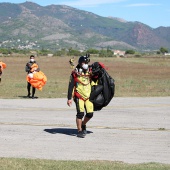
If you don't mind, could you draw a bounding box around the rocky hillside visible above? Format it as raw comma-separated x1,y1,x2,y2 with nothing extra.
0,1,170,51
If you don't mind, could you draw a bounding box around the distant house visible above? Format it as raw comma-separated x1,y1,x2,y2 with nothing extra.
113,50,125,57
164,53,170,56
47,54,54,57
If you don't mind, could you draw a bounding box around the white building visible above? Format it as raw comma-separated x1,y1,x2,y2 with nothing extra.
113,50,125,56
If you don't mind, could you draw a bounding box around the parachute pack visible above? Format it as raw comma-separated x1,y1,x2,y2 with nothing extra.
90,62,115,111
0,61,7,71
26,63,47,90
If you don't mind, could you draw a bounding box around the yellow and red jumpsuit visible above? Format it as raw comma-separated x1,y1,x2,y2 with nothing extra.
67,68,93,119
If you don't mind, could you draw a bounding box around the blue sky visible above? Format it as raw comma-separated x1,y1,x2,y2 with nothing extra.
0,0,169,28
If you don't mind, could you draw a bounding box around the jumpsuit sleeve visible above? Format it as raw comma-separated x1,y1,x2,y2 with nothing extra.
67,74,75,100
25,63,31,73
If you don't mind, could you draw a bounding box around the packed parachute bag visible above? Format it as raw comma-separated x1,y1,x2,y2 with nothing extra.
0,61,6,70
89,62,115,111
26,63,47,90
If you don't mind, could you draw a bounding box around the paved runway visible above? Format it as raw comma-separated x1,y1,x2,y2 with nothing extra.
0,97,170,163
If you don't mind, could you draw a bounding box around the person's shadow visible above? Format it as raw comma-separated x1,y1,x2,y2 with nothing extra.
18,96,38,99
44,128,93,136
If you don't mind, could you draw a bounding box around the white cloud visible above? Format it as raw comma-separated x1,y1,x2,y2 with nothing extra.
126,3,161,7
58,0,126,7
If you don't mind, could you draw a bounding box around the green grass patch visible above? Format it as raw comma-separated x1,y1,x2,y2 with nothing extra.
0,158,170,170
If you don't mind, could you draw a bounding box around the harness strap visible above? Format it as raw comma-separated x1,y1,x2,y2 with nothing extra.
72,71,90,86
74,77,90,86
72,71,90,101
74,91,89,101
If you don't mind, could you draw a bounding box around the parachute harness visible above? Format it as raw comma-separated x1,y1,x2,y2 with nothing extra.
72,70,91,101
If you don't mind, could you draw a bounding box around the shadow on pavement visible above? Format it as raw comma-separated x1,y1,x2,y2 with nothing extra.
18,96,39,99
44,128,93,136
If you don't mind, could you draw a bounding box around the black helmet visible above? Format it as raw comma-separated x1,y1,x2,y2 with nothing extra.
78,55,90,65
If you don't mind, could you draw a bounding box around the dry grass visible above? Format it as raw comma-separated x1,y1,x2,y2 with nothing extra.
0,56,170,98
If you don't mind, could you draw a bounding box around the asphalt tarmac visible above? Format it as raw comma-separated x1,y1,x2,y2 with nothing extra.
0,97,170,163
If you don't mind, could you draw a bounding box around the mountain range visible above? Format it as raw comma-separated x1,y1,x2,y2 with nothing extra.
0,1,170,51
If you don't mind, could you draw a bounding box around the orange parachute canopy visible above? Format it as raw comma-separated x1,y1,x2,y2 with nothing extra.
30,63,38,72
26,71,47,90
0,61,7,71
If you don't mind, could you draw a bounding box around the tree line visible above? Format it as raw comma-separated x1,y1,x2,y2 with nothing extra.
0,47,169,57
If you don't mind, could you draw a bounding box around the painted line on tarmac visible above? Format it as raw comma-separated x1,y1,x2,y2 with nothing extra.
105,104,170,109
0,122,169,132
0,107,75,111
1,103,170,111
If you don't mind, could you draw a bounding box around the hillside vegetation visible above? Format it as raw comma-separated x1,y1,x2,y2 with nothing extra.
0,2,170,51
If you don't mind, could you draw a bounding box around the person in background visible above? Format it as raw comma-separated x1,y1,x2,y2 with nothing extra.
0,65,2,83
69,56,75,69
25,55,40,99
